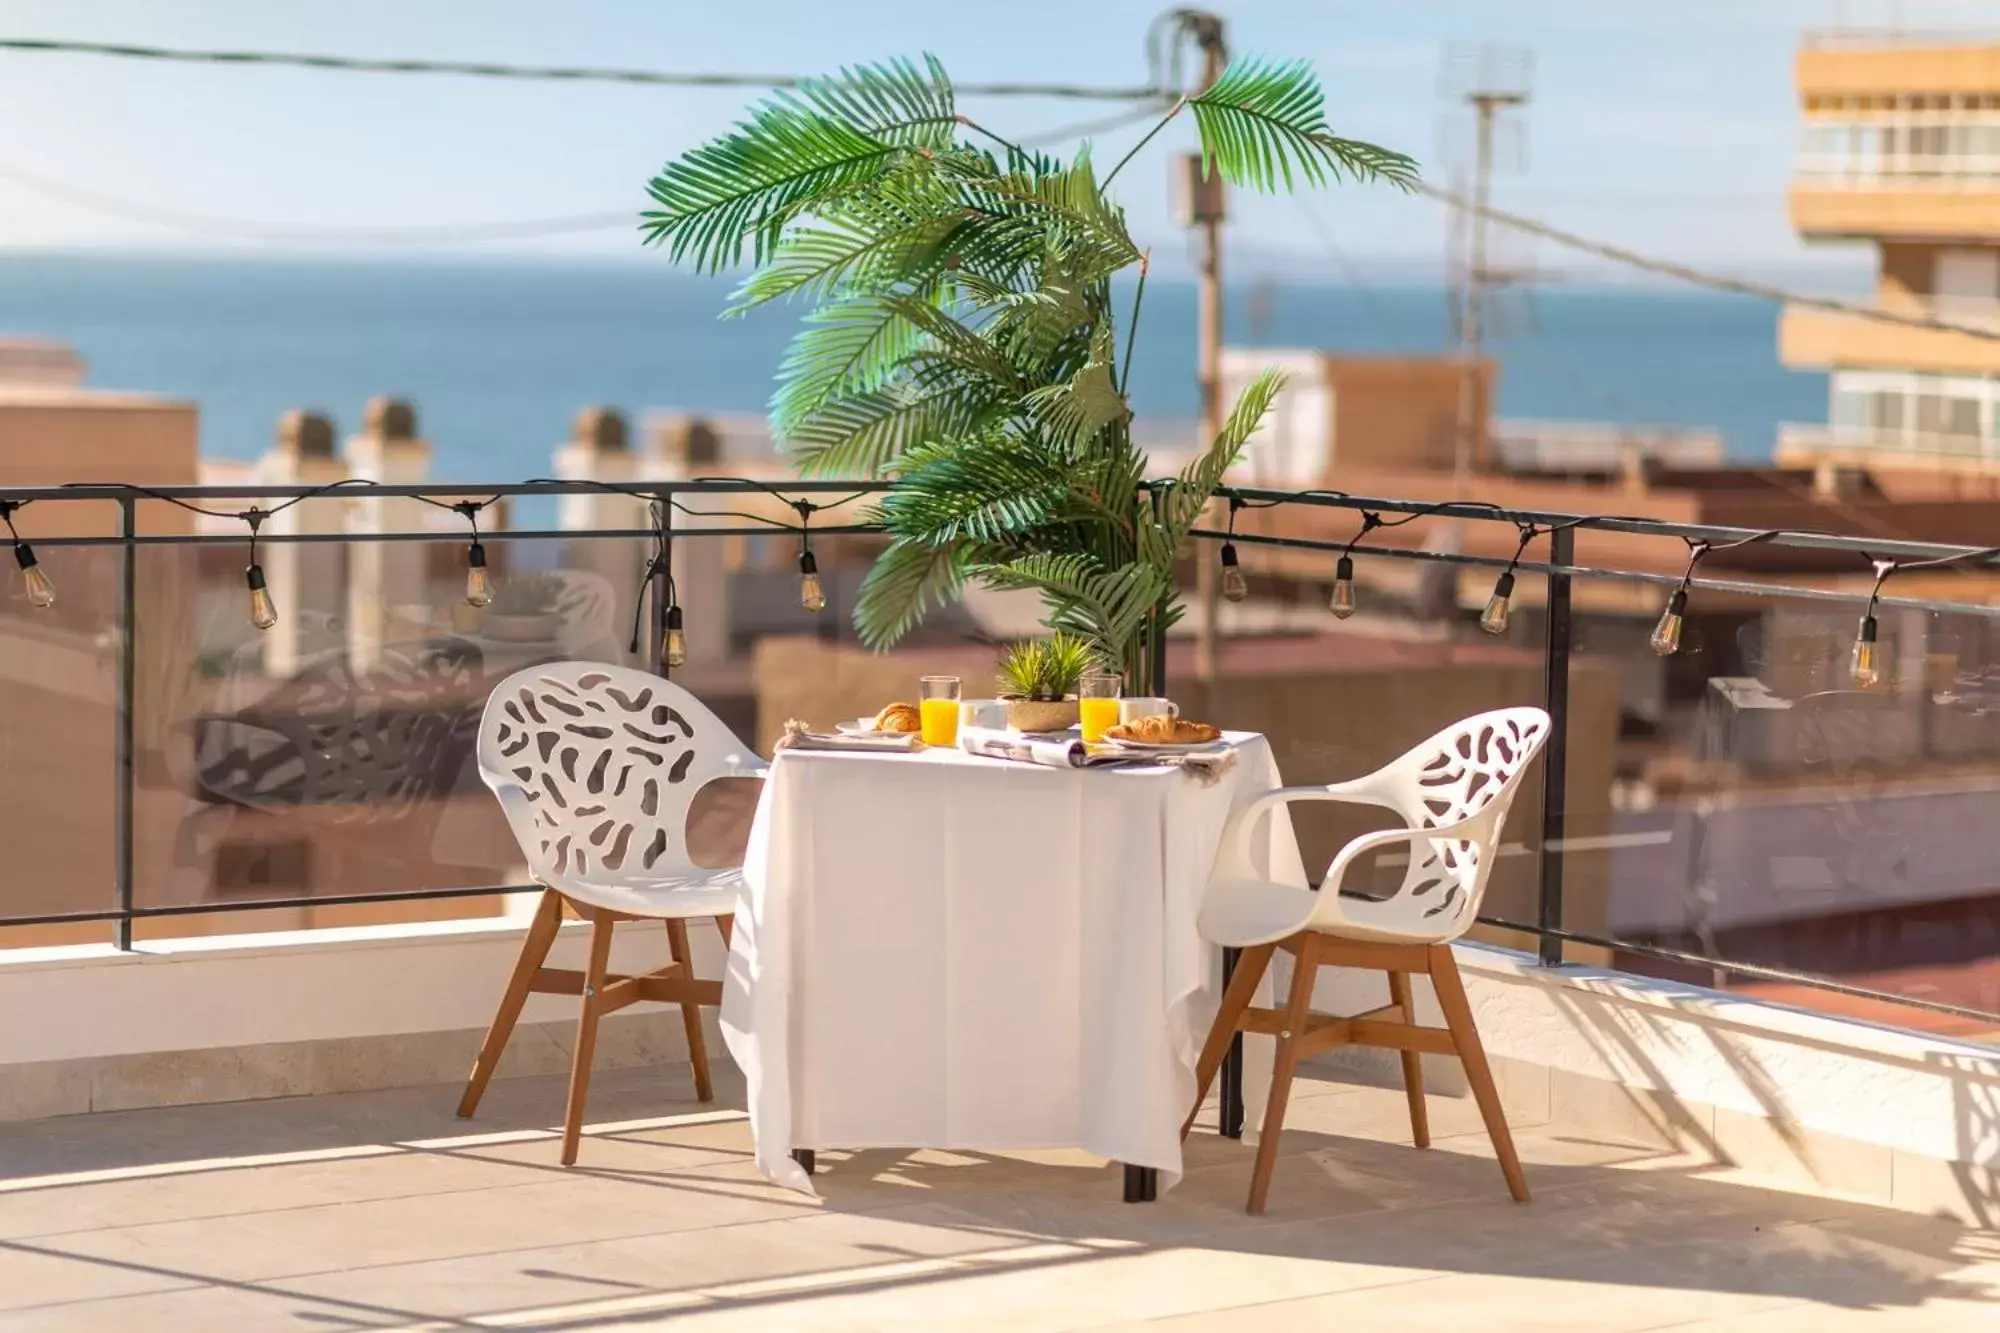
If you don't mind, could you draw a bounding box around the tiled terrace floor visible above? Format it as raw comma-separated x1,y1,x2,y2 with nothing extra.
0,1062,1995,1331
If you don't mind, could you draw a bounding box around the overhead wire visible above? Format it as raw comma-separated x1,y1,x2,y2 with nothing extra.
0,106,1178,246
0,37,1170,100
1410,179,2000,343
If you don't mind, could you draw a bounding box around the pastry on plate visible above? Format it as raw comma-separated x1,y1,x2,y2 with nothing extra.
872,702,922,734
1106,714,1221,744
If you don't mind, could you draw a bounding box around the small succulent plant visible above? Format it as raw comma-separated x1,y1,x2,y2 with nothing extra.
997,632,1100,702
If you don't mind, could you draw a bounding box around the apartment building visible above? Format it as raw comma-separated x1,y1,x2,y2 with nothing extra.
1777,31,2000,482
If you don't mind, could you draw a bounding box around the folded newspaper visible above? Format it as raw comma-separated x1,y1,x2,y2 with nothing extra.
958,726,1237,783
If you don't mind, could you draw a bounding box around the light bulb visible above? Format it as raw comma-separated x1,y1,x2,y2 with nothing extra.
1329,554,1357,620
798,549,826,613
1219,543,1249,603
245,565,278,630
464,541,492,608
1851,614,1881,689
662,604,687,670
1479,571,1515,636
1650,589,1687,657
13,543,54,609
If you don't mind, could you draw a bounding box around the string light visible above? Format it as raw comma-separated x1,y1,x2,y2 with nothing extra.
1649,541,1703,657
794,500,826,612
1218,497,1248,603
1649,530,1784,658
663,593,687,669
1480,524,1537,636
455,501,492,608
241,509,277,630
1848,558,1897,690
1329,511,1381,620
0,502,53,609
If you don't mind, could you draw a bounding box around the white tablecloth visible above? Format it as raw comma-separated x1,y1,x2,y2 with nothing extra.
720,732,1306,1195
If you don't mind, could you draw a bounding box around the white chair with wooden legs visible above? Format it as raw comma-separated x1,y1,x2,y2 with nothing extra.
1184,706,1552,1213
458,662,767,1165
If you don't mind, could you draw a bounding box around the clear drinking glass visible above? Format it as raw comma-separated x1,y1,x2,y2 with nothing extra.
1078,672,1122,743
919,675,962,746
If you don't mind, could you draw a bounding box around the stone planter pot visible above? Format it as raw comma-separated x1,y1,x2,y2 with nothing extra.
1004,697,1079,733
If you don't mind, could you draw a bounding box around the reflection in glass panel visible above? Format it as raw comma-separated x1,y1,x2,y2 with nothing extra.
1582,591,2000,1042
0,531,120,941
113,521,884,938
134,533,663,934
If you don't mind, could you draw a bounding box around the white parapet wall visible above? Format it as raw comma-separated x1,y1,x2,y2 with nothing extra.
0,922,1993,1223
0,906,728,1122
1300,943,2000,1225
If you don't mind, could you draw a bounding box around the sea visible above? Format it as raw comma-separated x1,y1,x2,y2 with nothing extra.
0,251,1825,479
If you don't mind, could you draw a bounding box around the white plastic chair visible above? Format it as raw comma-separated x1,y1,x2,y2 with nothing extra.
458,662,768,1165
1185,706,1551,1213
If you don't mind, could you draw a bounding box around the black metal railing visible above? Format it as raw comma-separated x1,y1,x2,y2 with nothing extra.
1,477,1996,1037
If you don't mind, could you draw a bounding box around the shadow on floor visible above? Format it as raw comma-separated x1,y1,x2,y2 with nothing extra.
0,1063,1993,1332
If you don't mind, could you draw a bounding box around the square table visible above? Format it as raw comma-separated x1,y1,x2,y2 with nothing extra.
719,731,1306,1197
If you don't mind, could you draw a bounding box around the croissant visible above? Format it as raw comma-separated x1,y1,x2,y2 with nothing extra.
1110,714,1220,744
873,702,922,734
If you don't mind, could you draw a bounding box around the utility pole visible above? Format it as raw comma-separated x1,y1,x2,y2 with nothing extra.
1176,10,1228,683
1452,90,1524,495
1431,45,1532,620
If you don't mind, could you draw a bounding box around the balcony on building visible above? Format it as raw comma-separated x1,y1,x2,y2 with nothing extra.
1790,32,2000,240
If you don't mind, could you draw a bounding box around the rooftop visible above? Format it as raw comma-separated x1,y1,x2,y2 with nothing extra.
3,1060,1994,1332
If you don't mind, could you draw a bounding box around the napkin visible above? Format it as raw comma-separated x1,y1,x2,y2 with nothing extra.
775,720,920,753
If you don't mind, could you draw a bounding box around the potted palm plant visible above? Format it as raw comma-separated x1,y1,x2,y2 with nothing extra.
643,53,1413,688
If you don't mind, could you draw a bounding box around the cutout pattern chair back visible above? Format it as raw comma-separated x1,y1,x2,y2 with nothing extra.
478,662,758,886
1347,706,1551,939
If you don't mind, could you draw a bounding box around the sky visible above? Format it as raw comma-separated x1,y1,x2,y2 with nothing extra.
0,0,1990,285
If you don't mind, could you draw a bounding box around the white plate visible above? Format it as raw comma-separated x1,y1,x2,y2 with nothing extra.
1103,735,1227,753
835,718,889,736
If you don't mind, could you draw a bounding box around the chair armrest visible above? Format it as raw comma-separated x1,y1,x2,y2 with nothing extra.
1317,810,1487,900
1228,780,1400,871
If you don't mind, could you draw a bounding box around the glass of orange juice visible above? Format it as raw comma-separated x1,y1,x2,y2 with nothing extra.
1078,672,1121,743
919,675,961,746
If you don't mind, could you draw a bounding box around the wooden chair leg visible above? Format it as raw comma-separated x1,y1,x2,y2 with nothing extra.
715,913,733,948
1247,934,1321,1214
1183,942,1276,1141
666,918,714,1103
458,889,564,1119
1387,970,1430,1149
1430,944,1529,1203
560,913,617,1167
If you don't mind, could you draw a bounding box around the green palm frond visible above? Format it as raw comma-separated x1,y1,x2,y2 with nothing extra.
889,297,1027,393
642,57,958,273
1158,366,1289,545
790,54,957,148
729,211,960,312
1021,326,1128,450
976,553,1169,674
771,294,933,440
853,537,972,649
948,153,1142,277
1190,57,1419,193
786,378,1008,477
880,434,1070,546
